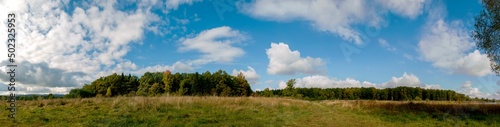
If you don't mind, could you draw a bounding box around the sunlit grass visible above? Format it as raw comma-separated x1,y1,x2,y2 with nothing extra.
0,97,499,126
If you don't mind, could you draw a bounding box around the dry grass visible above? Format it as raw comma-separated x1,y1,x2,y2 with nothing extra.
322,100,500,116
0,97,499,126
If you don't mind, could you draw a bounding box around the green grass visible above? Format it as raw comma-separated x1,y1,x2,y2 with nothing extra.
0,97,499,127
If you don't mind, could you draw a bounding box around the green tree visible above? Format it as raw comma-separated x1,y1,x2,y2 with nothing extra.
189,73,200,96
66,88,93,98
263,88,273,97
474,0,500,74
149,83,162,96
235,72,252,96
71,70,254,98
48,93,54,99
37,96,44,100
83,73,139,97
163,70,173,94
138,72,164,96
106,87,112,97
171,73,183,94
283,79,296,96
220,87,232,96
178,79,189,96
201,71,212,96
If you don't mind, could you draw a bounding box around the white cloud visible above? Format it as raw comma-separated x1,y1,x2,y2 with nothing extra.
0,83,72,95
283,73,439,89
457,81,500,100
458,50,492,76
278,81,287,89
0,0,197,94
232,66,260,85
294,75,376,88
382,73,420,87
166,0,198,10
240,0,426,45
418,19,491,77
179,26,247,65
458,81,483,98
0,61,88,87
266,42,326,75
380,73,434,88
377,0,425,19
0,0,154,73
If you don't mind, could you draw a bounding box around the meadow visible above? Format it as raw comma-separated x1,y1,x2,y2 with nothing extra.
1,96,500,127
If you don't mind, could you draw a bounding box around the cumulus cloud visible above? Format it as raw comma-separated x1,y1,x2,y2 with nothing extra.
418,19,491,77
232,66,260,85
292,75,376,89
0,0,197,94
166,0,198,10
458,81,483,98
0,83,71,95
377,0,425,19
239,0,425,45
0,61,87,87
281,73,439,89
266,42,326,75
457,81,500,100
380,73,440,89
278,81,287,89
179,26,247,65
381,73,421,88
0,0,152,72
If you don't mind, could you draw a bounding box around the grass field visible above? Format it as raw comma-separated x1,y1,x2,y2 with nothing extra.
1,96,500,127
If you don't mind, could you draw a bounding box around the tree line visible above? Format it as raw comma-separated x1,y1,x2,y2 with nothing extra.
64,73,483,102
0,94,60,101
255,79,473,101
66,70,252,98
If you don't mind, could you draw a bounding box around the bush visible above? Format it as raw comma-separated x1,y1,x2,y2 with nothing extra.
414,96,422,101
66,88,94,98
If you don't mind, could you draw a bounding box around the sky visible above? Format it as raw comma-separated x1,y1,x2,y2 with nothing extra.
0,0,499,99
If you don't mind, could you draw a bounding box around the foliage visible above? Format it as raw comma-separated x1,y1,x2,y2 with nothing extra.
235,72,252,96
137,72,163,96
73,70,252,98
47,93,54,99
82,73,139,97
163,70,173,94
262,88,273,97
65,88,93,98
283,79,296,97
473,0,500,74
256,86,470,101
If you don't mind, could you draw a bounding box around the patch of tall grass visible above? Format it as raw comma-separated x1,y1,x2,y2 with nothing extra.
0,97,499,126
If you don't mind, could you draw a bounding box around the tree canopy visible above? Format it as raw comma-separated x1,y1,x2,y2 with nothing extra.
255,86,470,101
64,71,475,102
474,0,500,74
67,70,253,98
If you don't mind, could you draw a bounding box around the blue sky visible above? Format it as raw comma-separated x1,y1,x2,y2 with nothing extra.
0,0,499,99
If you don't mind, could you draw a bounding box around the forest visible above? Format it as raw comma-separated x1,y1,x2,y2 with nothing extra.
60,70,485,102
254,79,475,101
66,70,252,98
